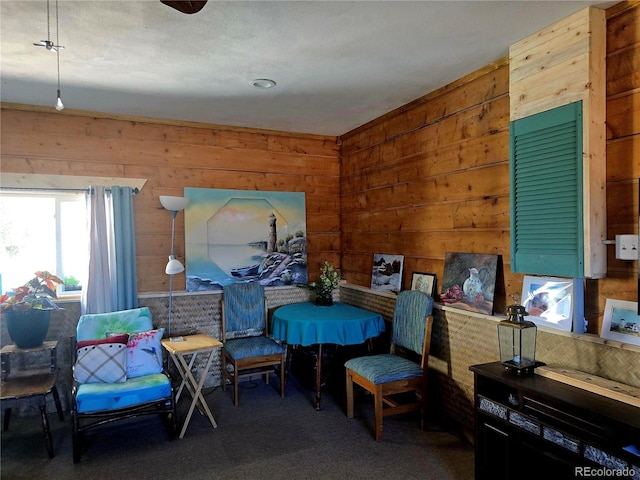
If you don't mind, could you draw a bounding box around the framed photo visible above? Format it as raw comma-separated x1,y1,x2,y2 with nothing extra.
410,272,436,297
601,299,640,347
521,276,584,332
371,254,404,295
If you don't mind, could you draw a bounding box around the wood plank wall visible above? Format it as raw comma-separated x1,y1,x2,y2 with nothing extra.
339,1,639,334
0,110,341,292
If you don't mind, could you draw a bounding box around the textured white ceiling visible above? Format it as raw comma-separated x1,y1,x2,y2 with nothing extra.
0,0,613,136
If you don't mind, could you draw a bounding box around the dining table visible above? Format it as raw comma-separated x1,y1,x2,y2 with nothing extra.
271,301,386,410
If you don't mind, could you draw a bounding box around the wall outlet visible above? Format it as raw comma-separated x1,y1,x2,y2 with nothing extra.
615,234,639,260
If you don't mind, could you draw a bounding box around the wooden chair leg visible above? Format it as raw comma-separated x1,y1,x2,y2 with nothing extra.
374,385,383,441
279,357,285,398
233,364,239,406
345,371,354,418
222,356,228,392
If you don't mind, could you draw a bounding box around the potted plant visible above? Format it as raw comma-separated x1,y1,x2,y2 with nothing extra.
300,261,341,306
0,271,64,348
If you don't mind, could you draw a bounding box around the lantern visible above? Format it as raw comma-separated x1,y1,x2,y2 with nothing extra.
497,301,538,374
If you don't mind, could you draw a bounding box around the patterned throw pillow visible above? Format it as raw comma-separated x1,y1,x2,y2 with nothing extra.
74,334,129,384
126,328,164,378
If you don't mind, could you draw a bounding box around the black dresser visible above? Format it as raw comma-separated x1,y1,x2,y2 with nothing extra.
470,362,640,480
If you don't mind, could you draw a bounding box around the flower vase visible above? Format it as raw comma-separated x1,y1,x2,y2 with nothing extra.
4,309,51,348
314,295,334,307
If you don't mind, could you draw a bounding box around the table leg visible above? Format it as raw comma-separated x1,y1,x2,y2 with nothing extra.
315,343,322,411
4,407,11,431
174,350,218,439
39,404,54,459
52,385,64,422
174,352,198,402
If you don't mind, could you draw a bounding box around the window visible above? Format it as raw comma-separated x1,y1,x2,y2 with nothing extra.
0,191,87,296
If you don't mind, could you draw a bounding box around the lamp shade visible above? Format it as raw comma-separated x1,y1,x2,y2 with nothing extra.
160,195,189,212
165,255,185,275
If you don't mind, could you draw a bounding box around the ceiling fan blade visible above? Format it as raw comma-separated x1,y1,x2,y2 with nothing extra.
33,40,48,47
160,1,207,14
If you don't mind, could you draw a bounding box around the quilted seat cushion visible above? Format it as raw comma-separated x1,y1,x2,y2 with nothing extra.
223,336,284,361
345,354,423,384
75,373,172,413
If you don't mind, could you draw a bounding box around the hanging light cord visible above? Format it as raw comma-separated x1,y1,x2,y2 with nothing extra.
55,0,64,110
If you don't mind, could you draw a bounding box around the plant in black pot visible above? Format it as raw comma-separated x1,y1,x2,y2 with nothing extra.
300,261,341,306
0,271,64,348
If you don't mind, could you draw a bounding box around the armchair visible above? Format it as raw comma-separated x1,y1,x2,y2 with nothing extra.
345,290,433,441
221,283,285,406
70,307,177,462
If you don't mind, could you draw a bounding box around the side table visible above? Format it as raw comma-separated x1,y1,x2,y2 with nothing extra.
1,341,65,458
161,334,222,439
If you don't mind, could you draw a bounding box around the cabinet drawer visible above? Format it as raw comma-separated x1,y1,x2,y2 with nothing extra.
478,395,507,420
523,395,605,440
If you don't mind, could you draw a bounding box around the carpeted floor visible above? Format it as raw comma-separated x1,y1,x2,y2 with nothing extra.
1,375,474,479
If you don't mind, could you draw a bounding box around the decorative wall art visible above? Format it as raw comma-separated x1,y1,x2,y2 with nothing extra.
371,254,404,295
601,299,640,347
184,187,307,291
441,252,499,315
410,272,437,298
521,276,585,332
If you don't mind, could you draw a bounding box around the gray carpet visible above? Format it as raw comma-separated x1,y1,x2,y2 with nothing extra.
1,376,474,479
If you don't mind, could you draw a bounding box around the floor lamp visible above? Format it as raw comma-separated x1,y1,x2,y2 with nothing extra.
160,195,190,339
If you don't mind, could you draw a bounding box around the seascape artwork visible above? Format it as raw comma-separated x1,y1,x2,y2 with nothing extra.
371,254,404,295
184,187,307,291
440,252,499,315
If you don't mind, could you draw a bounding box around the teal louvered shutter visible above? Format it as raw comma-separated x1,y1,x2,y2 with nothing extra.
510,101,584,277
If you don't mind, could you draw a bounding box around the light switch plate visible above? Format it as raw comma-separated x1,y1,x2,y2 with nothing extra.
615,234,639,260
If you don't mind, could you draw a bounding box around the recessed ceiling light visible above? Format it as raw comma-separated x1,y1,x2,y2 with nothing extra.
251,78,276,89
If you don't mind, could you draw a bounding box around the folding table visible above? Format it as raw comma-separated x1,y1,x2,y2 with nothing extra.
161,334,222,438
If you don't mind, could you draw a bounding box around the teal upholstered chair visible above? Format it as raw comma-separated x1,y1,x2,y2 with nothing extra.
71,307,176,462
221,283,285,406
345,290,433,441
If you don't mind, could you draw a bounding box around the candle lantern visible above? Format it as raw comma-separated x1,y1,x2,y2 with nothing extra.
497,297,538,374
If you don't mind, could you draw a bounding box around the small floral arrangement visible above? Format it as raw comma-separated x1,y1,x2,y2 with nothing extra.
300,261,341,299
0,271,65,313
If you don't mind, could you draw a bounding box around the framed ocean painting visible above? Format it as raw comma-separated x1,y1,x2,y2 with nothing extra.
184,187,307,291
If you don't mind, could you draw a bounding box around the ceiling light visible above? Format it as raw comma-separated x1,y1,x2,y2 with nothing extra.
251,79,276,89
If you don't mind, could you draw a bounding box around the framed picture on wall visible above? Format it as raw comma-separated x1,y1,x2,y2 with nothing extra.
601,299,640,347
410,272,437,298
371,254,404,295
521,276,584,332
440,252,499,316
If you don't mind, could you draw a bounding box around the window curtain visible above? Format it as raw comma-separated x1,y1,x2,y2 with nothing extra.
81,186,138,315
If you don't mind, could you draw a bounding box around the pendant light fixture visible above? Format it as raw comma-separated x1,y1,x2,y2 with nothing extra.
54,0,64,111
55,0,64,112
33,0,65,111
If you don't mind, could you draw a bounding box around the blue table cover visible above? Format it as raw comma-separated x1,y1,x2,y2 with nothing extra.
271,302,386,346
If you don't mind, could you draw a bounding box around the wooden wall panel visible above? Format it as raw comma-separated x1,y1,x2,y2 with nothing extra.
340,2,639,334
0,109,340,292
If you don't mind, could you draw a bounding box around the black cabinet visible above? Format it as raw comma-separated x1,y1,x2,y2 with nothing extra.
470,362,640,480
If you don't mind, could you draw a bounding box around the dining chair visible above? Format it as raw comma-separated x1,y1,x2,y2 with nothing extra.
70,307,177,462
221,282,285,406
344,289,433,441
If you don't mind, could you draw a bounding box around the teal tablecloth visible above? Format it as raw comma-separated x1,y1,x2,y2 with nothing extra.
271,302,385,346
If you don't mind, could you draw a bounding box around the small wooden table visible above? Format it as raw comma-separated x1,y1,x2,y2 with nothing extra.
0,341,64,458
161,334,222,438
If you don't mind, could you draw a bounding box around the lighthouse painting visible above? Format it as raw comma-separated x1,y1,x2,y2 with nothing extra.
183,187,308,291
